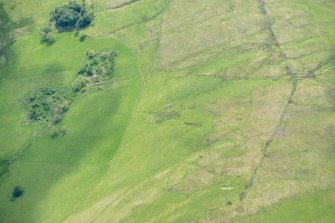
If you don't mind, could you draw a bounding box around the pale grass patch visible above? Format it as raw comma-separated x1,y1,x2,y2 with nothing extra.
243,78,335,216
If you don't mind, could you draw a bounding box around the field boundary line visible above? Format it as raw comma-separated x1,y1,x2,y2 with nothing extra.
239,0,297,222
238,0,333,221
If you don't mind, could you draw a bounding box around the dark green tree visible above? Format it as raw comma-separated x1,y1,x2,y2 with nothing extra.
76,14,93,28
50,1,94,30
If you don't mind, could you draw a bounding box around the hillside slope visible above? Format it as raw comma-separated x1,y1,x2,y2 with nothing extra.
0,0,335,222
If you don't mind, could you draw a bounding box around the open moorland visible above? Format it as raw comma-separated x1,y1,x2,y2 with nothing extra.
0,0,335,222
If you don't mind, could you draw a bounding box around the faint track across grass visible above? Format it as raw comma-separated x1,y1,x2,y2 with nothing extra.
108,0,142,10
239,0,334,221
61,2,172,221
0,130,37,185
239,0,298,222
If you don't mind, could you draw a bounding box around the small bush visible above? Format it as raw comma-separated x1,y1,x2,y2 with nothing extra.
86,50,96,59
41,25,52,34
79,33,87,42
52,114,63,124
12,186,24,199
40,24,56,45
60,101,70,112
51,128,67,138
72,76,89,92
41,32,56,45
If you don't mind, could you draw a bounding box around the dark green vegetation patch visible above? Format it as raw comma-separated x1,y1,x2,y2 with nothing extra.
11,186,24,200
25,87,74,124
50,0,94,31
78,50,118,77
73,50,118,92
40,25,55,45
25,50,118,124
41,1,94,44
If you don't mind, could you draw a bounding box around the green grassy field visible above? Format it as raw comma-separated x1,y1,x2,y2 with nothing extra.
0,0,334,222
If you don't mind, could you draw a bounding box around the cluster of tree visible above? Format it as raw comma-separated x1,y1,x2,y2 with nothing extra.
78,50,118,77
40,1,94,44
25,87,74,124
50,0,94,30
25,50,118,124
73,50,118,92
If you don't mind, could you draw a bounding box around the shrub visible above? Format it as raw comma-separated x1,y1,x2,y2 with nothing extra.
74,30,79,37
86,50,96,59
72,76,89,92
41,32,56,45
41,25,54,45
51,128,67,138
79,33,87,42
52,114,63,124
42,88,56,95
41,25,52,34
78,66,88,75
60,101,70,112
12,186,24,199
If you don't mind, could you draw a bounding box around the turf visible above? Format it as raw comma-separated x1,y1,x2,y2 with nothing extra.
0,0,335,222
245,189,335,223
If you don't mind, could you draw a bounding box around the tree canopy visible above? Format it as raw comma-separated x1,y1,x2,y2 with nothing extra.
50,1,93,30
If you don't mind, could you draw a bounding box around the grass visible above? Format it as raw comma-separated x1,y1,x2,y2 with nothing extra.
245,189,335,223
0,27,142,222
0,3,13,67
0,0,335,222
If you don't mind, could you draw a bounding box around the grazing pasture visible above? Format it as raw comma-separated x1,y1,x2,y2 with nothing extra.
0,0,334,222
